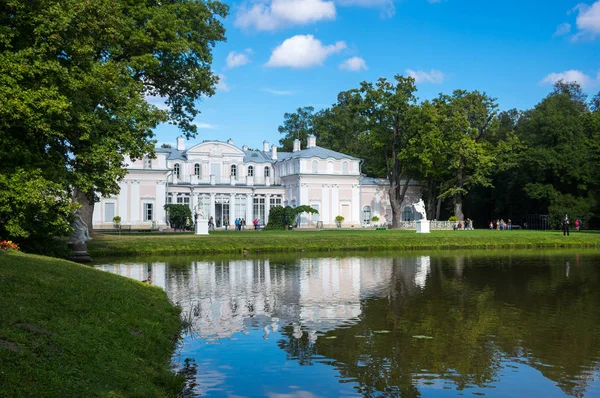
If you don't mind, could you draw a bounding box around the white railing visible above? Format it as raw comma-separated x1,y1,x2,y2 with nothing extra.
362,220,460,230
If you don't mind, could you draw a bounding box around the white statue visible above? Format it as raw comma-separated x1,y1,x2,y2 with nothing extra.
413,199,427,221
68,211,92,245
195,205,206,219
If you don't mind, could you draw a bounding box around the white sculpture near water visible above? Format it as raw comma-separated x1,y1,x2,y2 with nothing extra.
68,211,92,245
194,205,209,235
68,210,92,262
413,199,430,234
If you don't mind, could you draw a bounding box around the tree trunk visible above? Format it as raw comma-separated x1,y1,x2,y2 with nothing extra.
74,188,95,234
389,177,411,229
436,196,442,220
453,193,464,222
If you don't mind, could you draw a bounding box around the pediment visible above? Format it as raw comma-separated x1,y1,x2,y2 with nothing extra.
187,141,245,158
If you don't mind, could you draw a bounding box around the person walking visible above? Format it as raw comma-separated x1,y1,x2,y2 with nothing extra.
574,219,580,232
562,214,570,236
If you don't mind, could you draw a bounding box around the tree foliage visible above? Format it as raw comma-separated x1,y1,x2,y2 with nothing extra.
164,204,192,231
265,205,318,230
0,0,228,245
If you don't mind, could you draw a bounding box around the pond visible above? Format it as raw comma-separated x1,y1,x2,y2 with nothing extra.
95,251,600,397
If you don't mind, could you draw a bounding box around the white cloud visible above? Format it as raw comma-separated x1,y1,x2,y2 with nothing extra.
553,22,572,37
339,56,368,71
235,0,336,31
194,122,216,129
262,88,295,95
540,70,600,89
266,35,346,68
572,1,600,40
405,69,445,84
215,74,230,92
226,50,252,69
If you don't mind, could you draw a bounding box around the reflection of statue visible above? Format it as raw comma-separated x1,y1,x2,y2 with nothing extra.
68,211,92,245
412,199,427,221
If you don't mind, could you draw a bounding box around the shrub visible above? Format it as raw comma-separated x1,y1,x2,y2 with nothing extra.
335,215,344,223
448,216,457,222
371,216,380,222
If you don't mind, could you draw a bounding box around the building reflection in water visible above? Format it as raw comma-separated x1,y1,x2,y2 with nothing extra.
96,256,432,340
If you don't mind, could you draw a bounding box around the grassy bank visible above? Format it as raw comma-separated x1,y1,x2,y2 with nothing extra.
87,229,600,257
0,251,183,398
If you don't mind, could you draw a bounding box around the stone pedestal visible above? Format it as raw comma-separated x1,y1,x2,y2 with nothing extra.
68,242,92,263
195,219,209,235
416,220,430,234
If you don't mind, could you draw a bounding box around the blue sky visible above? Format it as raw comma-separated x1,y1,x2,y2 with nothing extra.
152,0,600,149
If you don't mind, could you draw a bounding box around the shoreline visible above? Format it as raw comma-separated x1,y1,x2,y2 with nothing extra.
87,229,600,258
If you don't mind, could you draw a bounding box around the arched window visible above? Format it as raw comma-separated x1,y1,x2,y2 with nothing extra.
248,166,254,177
362,206,372,224
312,160,318,174
194,163,201,176
402,206,413,221
174,163,180,179
342,161,349,175
264,166,270,177
327,161,333,174
231,165,237,177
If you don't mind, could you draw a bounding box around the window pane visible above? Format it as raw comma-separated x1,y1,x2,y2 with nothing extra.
248,166,254,177
264,167,270,177
194,163,201,176
104,203,115,222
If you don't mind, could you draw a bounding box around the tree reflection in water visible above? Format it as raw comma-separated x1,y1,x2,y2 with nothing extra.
96,252,600,397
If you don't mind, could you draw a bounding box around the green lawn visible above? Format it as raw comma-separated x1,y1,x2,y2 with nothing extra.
0,251,183,398
87,229,600,257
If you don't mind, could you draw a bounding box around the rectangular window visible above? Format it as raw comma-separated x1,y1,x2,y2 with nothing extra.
144,203,153,221
311,203,320,222
270,196,282,207
253,196,265,222
144,158,152,169
104,203,115,222
235,196,247,219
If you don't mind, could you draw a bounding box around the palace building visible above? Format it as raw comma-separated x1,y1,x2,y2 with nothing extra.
92,134,422,230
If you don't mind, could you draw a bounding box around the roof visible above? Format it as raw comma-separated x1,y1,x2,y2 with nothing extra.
242,150,275,163
279,146,360,161
155,147,187,161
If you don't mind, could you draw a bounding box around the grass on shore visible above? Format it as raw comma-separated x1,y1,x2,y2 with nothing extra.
87,228,600,257
0,251,183,398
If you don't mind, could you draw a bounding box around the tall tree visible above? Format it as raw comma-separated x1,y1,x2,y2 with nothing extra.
0,0,228,241
515,82,594,227
358,75,434,228
277,106,315,151
433,90,498,221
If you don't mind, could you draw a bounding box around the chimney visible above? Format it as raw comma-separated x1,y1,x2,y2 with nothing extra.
271,145,278,160
293,138,301,152
263,140,269,152
176,136,185,151
307,134,316,148
227,138,234,145
242,144,248,151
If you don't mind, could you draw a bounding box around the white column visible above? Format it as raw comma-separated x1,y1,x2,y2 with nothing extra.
246,193,253,223
322,184,330,225
209,192,216,219
229,193,236,227
131,180,140,224
331,184,339,223
265,194,271,225
156,181,167,226
352,183,360,225
300,183,308,226
118,181,128,222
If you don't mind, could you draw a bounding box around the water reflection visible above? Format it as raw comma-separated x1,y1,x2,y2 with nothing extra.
96,252,600,397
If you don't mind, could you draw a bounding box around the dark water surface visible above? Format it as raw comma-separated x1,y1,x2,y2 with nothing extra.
95,251,600,397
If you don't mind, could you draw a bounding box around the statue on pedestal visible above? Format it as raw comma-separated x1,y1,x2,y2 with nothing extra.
68,210,92,262
413,199,427,221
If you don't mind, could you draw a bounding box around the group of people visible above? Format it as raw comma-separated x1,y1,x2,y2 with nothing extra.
204,217,265,231
489,219,512,230
454,218,474,230
562,215,582,236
